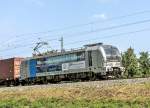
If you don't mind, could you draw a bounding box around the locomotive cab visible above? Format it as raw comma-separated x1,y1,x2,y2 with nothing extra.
85,43,124,78
102,45,124,77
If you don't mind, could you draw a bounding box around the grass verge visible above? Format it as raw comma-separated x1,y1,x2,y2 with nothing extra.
0,98,150,108
0,82,150,108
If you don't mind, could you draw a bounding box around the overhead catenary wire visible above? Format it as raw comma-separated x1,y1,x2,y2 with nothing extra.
57,18,150,38
0,36,58,48
21,18,150,47
5,17,150,49
1,10,150,57
1,9,150,45
8,10,150,36
2,30,150,58
64,28,150,46
1,18,150,52
1,27,150,53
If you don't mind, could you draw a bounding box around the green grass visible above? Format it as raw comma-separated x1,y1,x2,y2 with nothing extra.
0,83,150,108
0,98,150,108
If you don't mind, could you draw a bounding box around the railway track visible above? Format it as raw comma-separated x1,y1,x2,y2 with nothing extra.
0,77,150,91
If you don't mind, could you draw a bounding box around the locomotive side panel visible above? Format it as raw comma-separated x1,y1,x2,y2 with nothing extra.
35,51,86,77
29,59,37,79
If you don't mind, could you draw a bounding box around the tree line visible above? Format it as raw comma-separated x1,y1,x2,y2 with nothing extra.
122,47,150,78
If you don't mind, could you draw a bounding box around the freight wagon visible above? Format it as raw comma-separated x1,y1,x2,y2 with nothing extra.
20,43,124,85
0,57,24,86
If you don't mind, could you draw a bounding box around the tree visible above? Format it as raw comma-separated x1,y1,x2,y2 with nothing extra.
139,52,150,77
122,47,138,77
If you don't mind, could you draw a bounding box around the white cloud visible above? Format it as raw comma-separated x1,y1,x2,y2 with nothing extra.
92,13,107,20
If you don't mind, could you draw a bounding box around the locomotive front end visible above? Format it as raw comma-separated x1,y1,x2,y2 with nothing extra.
102,45,124,77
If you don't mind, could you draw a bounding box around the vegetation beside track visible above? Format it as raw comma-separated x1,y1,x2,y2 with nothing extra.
0,81,150,108
122,48,150,78
0,98,150,108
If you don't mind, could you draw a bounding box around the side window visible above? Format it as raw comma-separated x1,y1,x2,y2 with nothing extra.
77,52,85,61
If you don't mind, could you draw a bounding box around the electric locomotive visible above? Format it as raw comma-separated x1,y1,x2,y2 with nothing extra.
20,43,124,84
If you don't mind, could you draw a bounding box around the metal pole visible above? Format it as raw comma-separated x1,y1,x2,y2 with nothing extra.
60,37,64,52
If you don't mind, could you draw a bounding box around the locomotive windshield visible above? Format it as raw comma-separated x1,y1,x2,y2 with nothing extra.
103,45,121,61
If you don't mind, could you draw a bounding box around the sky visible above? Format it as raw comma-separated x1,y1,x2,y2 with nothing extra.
0,0,150,58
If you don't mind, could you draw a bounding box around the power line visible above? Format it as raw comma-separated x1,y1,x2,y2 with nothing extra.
59,19,150,38
1,18,150,52
12,10,150,36
1,27,150,53
0,36,58,48
1,9,150,44
64,28,150,46
4,16,150,48
0,37,58,50
1,17,150,55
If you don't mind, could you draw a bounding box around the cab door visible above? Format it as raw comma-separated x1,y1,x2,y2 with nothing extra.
88,51,92,67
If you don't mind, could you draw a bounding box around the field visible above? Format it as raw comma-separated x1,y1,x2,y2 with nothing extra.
0,78,150,108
